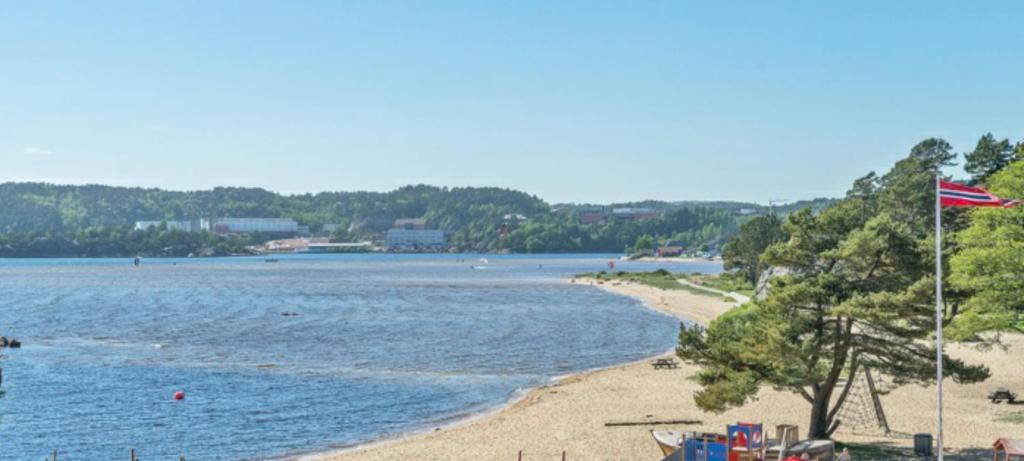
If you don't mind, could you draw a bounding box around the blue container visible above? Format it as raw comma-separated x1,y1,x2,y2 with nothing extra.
684,438,728,461
913,433,933,456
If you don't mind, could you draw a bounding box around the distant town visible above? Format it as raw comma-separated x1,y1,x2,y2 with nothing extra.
133,206,751,256
0,182,834,258
135,216,454,254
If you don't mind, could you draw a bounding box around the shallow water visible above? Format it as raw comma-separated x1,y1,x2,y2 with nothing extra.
0,254,721,460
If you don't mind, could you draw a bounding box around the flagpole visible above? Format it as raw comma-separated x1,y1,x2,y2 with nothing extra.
935,173,944,460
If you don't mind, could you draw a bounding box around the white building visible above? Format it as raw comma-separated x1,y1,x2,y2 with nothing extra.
201,218,299,235
134,220,196,232
385,229,447,250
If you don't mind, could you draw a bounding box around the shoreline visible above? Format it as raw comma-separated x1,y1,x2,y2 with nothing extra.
300,277,1024,460
291,347,680,461
299,276,734,461
289,386,536,461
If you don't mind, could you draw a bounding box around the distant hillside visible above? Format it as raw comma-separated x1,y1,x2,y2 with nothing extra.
0,182,835,256
769,198,837,215
553,198,837,215
0,182,545,242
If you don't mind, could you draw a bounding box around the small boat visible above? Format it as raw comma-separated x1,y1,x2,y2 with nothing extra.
651,431,685,456
265,258,279,263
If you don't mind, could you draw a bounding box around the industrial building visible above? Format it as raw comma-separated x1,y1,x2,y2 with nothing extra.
135,217,301,236
385,229,447,251
200,218,299,235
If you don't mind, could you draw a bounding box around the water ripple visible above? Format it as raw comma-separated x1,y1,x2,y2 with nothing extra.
0,254,721,460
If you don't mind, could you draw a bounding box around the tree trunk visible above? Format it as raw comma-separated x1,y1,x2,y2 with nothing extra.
808,317,853,439
807,390,832,439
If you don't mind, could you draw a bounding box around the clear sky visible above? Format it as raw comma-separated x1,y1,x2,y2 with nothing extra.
1,1,1021,204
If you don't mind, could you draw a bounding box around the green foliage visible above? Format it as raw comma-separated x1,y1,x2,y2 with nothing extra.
949,160,1024,340
500,207,741,253
722,214,786,285
0,183,751,255
634,234,654,251
0,183,550,254
678,304,770,412
0,183,547,234
584,270,685,291
581,270,727,298
996,412,1024,424
876,138,957,230
0,227,255,257
964,133,1017,185
679,138,993,440
682,272,754,296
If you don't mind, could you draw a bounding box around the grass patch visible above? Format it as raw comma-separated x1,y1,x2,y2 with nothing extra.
680,271,755,296
997,412,1024,424
835,441,916,459
578,270,730,300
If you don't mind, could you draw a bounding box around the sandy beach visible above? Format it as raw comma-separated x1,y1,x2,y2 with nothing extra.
305,279,1024,460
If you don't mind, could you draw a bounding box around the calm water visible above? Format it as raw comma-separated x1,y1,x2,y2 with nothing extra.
0,254,721,460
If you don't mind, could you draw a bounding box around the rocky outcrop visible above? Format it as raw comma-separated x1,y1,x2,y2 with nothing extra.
754,266,791,300
0,336,22,348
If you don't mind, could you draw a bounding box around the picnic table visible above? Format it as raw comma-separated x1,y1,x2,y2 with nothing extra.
652,358,679,369
989,388,1018,403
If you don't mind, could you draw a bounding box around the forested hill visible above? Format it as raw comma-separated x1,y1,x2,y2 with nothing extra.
0,183,548,235
0,182,824,256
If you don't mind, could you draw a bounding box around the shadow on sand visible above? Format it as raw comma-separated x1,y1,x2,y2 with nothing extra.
838,440,995,460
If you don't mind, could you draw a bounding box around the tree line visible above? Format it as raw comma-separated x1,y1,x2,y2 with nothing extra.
0,226,258,258
498,207,739,253
0,182,781,256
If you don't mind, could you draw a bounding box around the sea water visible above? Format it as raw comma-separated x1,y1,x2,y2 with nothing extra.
0,254,721,460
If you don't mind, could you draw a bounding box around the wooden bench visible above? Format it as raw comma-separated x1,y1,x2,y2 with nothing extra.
989,388,1018,403
652,358,679,369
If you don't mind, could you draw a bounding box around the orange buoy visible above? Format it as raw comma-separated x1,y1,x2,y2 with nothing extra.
174,391,185,401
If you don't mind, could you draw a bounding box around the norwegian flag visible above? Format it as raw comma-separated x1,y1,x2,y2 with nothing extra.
939,180,1019,208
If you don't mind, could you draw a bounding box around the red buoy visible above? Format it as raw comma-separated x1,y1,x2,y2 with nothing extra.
174,391,185,401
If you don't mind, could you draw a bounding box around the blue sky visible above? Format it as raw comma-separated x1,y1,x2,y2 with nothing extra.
1,1,1021,204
